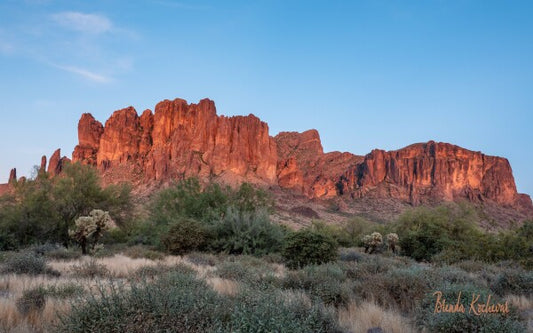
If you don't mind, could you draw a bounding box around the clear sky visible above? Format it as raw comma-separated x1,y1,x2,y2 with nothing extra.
1,0,532,195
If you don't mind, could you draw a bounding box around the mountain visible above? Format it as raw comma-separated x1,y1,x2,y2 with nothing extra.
3,97,532,224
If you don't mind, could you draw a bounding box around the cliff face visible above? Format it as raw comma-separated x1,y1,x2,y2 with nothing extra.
38,96,530,216
72,98,278,185
339,142,525,208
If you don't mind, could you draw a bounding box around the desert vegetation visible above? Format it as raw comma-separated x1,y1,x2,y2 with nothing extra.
0,167,532,332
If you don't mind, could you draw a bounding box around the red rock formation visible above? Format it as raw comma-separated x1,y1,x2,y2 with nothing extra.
339,141,529,210
73,98,278,185
8,168,16,184
40,156,47,174
48,149,70,176
64,97,532,216
275,130,363,198
72,113,104,166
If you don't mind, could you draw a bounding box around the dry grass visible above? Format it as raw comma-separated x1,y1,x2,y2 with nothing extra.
0,295,70,332
206,277,239,296
338,301,415,333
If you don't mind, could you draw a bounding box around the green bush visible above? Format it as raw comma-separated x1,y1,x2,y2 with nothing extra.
161,217,209,255
395,204,483,262
151,179,273,226
210,207,285,255
282,229,338,269
1,251,59,276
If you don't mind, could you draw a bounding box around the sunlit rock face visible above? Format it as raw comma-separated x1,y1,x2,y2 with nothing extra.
64,97,532,215
339,141,528,210
72,98,278,185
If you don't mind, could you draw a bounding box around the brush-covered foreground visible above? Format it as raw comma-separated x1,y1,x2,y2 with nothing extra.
0,247,531,333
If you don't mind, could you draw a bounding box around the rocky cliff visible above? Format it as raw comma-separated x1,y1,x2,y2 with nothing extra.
72,98,278,185
5,97,531,217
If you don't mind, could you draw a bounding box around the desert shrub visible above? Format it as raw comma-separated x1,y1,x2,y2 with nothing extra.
416,283,525,332
122,245,164,260
161,217,209,255
186,252,219,266
490,268,533,297
215,287,341,333
58,271,222,333
382,266,432,313
425,265,479,288
45,247,82,260
342,254,403,280
16,287,47,316
210,207,285,255
71,259,110,279
1,251,59,276
44,283,85,298
283,263,353,306
131,264,177,281
216,260,261,284
339,248,363,263
282,229,338,269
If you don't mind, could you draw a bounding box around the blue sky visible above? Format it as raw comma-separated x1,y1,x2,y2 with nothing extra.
0,0,532,195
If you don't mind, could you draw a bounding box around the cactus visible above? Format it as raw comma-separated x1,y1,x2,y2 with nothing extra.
362,232,383,254
69,209,114,255
386,233,399,254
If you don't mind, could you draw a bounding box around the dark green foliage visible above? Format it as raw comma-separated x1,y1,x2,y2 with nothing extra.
151,178,272,226
396,204,483,262
282,229,338,269
16,287,47,315
0,163,131,249
161,217,209,255
394,204,533,267
416,284,525,333
210,208,285,255
1,251,59,276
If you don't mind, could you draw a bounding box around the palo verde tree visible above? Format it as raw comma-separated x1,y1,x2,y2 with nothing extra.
0,162,131,249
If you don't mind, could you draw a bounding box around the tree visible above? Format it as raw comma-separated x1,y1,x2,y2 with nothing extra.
0,162,131,249
282,229,338,268
69,210,114,255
